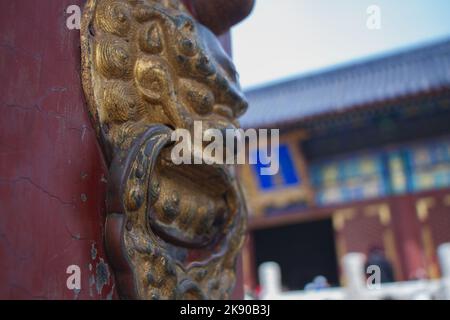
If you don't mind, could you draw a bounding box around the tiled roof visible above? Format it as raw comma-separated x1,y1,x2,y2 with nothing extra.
240,38,450,128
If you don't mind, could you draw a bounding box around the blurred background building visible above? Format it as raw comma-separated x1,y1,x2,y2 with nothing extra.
238,37,450,294
232,0,450,295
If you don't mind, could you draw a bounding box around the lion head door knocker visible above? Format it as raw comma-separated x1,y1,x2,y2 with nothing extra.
81,0,249,299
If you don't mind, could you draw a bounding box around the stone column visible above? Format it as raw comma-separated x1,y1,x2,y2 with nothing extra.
342,253,368,299
259,262,282,300
438,243,450,300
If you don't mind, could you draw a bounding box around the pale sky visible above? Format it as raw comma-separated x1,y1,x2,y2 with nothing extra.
231,0,450,89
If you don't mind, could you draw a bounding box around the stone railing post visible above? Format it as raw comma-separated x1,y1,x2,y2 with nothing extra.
259,262,282,300
438,243,450,300
342,253,368,299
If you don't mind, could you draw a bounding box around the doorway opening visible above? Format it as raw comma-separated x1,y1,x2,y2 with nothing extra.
253,218,339,291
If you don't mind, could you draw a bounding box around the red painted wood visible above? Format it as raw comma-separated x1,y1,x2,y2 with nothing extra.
390,196,426,280
0,0,116,299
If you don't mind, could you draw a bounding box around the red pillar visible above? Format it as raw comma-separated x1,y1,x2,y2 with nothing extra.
0,0,115,299
391,195,426,280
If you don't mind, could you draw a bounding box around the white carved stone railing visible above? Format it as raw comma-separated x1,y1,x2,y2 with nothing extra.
255,243,450,300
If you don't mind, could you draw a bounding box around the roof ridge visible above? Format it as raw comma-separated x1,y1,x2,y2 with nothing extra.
245,37,450,95
240,37,450,128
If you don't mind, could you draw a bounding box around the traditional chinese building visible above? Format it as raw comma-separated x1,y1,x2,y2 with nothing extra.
239,38,450,291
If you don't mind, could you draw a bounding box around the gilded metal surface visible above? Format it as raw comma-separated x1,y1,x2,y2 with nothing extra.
81,0,248,299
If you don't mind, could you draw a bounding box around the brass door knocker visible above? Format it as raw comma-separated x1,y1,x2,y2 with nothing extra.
81,0,249,299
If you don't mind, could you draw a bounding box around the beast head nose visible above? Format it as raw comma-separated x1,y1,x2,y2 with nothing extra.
224,86,248,118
